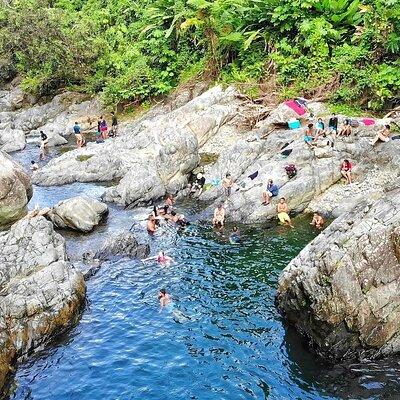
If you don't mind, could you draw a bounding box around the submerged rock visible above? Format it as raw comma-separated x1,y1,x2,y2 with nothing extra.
0,151,32,230
276,189,400,361
95,230,150,261
46,196,108,232
0,216,85,392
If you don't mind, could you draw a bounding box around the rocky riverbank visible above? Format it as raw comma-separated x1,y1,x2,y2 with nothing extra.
1,81,400,380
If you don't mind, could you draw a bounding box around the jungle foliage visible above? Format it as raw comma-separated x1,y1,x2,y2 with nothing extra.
0,0,398,110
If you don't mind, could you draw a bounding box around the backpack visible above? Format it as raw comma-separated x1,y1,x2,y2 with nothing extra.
285,164,297,179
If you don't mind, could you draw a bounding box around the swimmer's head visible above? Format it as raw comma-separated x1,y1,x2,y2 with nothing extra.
159,288,167,297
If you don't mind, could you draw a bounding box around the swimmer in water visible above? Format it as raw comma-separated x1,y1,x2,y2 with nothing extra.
158,288,171,307
157,251,173,265
229,225,241,244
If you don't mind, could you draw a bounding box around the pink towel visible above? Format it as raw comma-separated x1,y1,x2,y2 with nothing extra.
285,100,307,116
361,118,375,126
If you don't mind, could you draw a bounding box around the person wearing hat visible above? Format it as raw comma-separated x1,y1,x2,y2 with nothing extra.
190,173,206,197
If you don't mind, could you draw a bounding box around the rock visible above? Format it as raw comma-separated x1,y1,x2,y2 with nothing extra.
0,127,26,152
0,216,85,392
0,151,32,230
33,86,239,207
46,196,108,232
276,189,400,361
95,230,150,261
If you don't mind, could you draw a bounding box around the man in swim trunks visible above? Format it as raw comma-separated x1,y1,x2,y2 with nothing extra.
158,288,171,307
310,212,324,229
147,215,157,235
73,122,84,148
222,173,234,197
212,203,226,227
262,179,279,205
277,197,294,228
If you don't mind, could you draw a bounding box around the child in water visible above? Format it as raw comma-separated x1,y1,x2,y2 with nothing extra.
229,226,241,244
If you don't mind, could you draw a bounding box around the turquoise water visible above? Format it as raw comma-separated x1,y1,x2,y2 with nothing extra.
8,146,400,400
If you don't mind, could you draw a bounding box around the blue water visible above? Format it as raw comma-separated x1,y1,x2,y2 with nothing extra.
8,146,400,400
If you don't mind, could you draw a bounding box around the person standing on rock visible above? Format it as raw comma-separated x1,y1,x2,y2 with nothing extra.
99,116,108,140
222,173,234,197
111,111,118,137
340,159,353,184
310,212,324,229
73,122,84,148
262,179,279,205
277,198,294,228
212,203,226,227
39,131,49,160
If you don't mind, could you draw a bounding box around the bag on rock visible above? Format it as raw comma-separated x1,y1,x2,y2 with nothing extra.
284,164,297,179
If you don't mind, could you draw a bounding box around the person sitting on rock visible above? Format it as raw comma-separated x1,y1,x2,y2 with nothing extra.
310,212,324,229
370,125,391,146
262,179,279,205
212,203,226,227
73,122,85,148
304,124,316,148
158,288,171,307
30,160,39,171
222,173,234,197
328,114,338,136
340,159,353,184
166,194,174,208
277,197,294,228
338,119,352,136
147,215,157,235
315,118,326,139
190,173,206,197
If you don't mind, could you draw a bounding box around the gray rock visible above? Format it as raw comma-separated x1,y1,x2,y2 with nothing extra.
95,230,150,260
33,86,239,207
276,189,400,361
0,127,26,152
0,216,85,392
0,151,32,230
46,196,108,232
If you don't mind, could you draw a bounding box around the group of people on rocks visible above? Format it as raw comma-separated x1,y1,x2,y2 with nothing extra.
303,115,392,149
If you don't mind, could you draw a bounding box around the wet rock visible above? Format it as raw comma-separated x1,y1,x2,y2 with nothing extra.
0,216,85,392
0,151,32,230
95,230,150,261
46,196,108,233
276,189,400,361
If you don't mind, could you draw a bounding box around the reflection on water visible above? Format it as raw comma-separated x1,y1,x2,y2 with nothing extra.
7,146,400,400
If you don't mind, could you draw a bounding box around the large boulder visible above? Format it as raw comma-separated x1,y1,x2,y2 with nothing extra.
46,196,108,232
95,230,150,260
0,216,85,392
32,86,239,207
0,127,26,152
0,151,32,230
276,189,400,361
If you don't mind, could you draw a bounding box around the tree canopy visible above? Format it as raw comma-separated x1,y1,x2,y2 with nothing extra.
0,0,398,110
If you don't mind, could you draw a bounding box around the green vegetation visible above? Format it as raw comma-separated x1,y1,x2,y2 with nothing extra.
0,0,398,110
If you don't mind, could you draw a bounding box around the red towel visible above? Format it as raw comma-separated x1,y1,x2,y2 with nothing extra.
361,118,375,126
285,100,307,116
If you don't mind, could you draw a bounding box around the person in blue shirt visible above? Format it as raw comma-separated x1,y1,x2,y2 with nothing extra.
262,179,279,205
73,122,84,148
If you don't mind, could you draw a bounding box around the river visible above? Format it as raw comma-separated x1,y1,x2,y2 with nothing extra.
7,143,400,400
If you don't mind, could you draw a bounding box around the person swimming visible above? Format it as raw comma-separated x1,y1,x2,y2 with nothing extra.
157,251,173,265
158,288,171,307
230,225,241,244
